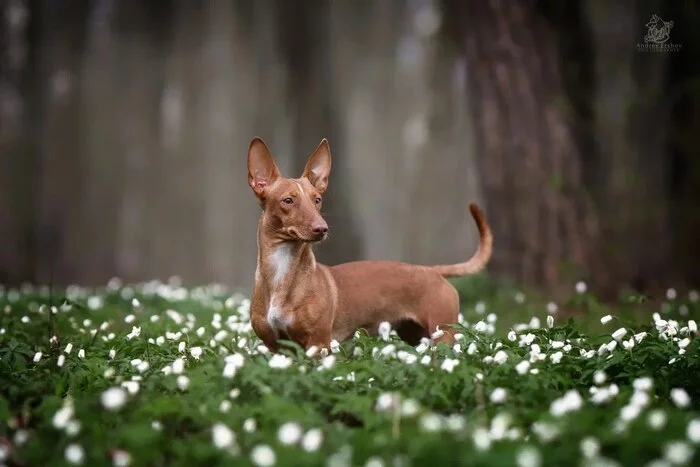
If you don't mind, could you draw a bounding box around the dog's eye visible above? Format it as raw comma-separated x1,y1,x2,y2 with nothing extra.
315,197,322,204
282,197,293,205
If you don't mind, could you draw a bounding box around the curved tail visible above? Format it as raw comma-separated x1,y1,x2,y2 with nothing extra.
432,203,493,278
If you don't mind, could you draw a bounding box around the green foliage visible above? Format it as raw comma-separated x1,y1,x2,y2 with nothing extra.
0,282,699,466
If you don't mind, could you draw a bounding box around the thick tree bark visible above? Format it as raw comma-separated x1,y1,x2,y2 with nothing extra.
454,0,600,290
584,0,672,294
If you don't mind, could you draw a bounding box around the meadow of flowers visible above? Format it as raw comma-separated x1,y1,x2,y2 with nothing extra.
0,278,699,467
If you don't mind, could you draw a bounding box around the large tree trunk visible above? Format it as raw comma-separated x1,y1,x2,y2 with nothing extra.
584,0,671,294
454,0,600,290
0,0,39,285
33,0,90,284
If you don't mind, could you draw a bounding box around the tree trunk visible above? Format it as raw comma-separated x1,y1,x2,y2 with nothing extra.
584,0,671,294
455,0,600,290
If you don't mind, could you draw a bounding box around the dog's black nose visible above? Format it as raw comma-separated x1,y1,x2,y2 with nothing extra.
312,224,328,235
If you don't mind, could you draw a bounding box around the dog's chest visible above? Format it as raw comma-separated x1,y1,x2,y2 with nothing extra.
267,295,294,336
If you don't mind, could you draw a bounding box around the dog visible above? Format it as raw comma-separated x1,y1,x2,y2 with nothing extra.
247,137,493,355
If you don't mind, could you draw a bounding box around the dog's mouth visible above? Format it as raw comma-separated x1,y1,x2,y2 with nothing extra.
285,228,328,243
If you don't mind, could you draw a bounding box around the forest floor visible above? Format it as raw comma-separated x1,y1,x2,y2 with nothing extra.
1,277,699,466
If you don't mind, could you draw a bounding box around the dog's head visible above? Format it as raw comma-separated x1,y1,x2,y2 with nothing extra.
247,137,331,243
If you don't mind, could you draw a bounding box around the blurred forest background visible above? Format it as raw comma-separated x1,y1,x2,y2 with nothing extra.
0,0,698,299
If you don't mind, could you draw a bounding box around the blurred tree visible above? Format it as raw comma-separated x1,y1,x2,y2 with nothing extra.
448,0,601,290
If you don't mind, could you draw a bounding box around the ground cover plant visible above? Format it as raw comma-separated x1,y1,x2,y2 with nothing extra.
1,278,699,467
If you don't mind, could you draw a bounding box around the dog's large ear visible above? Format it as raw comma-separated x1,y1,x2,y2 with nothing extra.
302,139,332,193
248,137,281,197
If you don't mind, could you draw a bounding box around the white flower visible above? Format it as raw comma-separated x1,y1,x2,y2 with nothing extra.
268,354,292,370
612,328,627,341
679,338,691,349
634,331,648,343
131,298,141,308
441,358,459,373
212,423,235,449
605,340,617,352
64,343,73,354
243,418,257,433
519,333,536,346
320,355,336,370
57,354,66,367
515,360,531,375
419,413,442,432
219,400,232,413
124,314,135,324
550,352,563,364
689,320,698,333
178,341,186,353
77,349,85,359
378,321,392,340
65,443,85,465
686,419,700,443
33,351,43,363
126,326,141,340
664,441,693,465
593,371,607,385
546,315,554,328
633,377,653,391
472,427,491,451
330,340,340,353
278,422,303,445
53,405,74,429
365,457,385,467
223,363,236,379
101,387,127,411
490,388,507,404
250,444,276,467
301,428,323,452
666,288,677,300
507,330,517,342
671,388,691,408
401,399,420,417
620,404,642,422
575,281,587,294
108,349,116,359
431,328,445,339
647,409,667,430
420,355,431,365
376,393,395,411
580,437,600,458
172,358,185,374
190,347,202,360
550,390,583,417
622,338,635,350
112,449,132,467
494,350,508,365
475,301,487,314
121,381,140,395
656,319,669,332
467,342,477,355
546,302,558,314
600,315,613,325
516,446,541,467
177,375,190,391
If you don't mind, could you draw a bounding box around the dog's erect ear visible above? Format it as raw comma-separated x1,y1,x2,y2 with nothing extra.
302,139,332,193
248,137,281,197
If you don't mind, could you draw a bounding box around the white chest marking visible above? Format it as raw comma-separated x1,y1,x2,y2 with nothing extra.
267,295,294,335
268,243,292,286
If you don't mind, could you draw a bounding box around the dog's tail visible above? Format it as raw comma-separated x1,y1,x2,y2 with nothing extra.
431,203,493,278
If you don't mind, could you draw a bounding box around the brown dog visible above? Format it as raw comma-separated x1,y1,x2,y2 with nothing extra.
247,137,493,354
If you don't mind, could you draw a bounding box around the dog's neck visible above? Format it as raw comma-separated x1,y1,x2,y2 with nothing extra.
256,216,316,297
